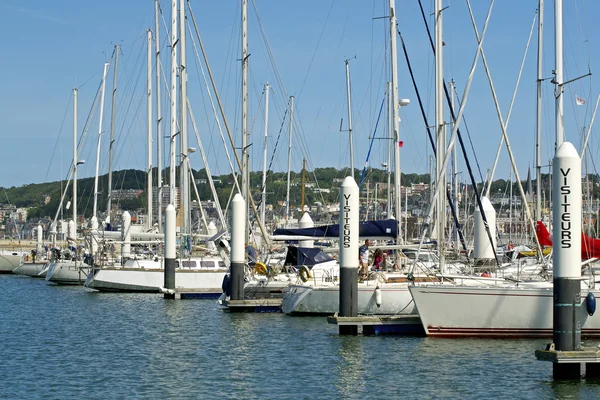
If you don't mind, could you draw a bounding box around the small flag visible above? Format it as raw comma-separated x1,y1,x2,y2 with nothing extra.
576,95,586,106
398,141,404,147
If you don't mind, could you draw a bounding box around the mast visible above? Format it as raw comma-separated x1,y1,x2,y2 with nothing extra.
155,0,163,232
92,62,109,219
169,0,178,209
536,0,544,221
261,83,270,227
389,0,401,248
434,0,446,271
301,158,306,214
147,30,153,230
241,0,249,228
286,96,294,226
386,81,392,217
73,88,78,231
345,59,355,179
450,80,459,252
180,0,189,235
555,0,564,147
107,45,120,223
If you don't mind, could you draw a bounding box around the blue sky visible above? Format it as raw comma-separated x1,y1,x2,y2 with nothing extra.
1,0,599,190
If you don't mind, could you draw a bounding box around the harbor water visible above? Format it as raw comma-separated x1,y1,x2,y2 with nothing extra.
2,275,600,399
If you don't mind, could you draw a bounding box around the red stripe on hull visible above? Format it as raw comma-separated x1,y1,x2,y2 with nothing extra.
426,326,600,338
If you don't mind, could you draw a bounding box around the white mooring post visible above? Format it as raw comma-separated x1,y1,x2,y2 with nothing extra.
230,194,246,301
164,204,176,299
339,176,359,335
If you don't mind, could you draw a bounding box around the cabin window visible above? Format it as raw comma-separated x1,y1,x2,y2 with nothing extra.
181,260,196,269
218,261,226,269
200,261,215,269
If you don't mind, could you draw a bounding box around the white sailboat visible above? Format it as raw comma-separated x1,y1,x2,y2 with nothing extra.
408,0,600,338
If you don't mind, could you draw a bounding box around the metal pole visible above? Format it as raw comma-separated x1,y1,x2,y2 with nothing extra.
387,81,392,217
286,96,294,226
261,83,270,227
147,30,153,230
93,62,109,219
345,59,355,179
451,80,459,251
435,0,446,272
339,176,359,335
169,0,178,209
73,88,78,232
241,0,249,228
155,0,164,232
180,0,189,235
107,45,120,223
390,0,402,251
536,0,544,221
555,0,564,148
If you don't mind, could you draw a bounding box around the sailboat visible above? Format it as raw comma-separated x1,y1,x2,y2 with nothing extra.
84,0,227,296
408,0,600,338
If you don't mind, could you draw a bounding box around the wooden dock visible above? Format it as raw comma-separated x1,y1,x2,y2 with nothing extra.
327,313,425,336
223,298,282,313
535,343,600,378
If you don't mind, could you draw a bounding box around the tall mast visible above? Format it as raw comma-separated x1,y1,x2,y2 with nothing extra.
169,0,178,209
451,79,458,252
93,62,109,219
389,0,401,247
301,158,306,214
73,88,78,230
555,0,564,147
434,0,446,271
179,0,189,234
535,0,544,221
107,45,120,222
261,82,270,226
147,30,154,230
387,81,392,217
241,0,249,229
345,59,355,179
286,96,294,226
155,0,163,231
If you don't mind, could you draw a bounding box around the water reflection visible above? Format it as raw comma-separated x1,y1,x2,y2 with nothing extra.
335,336,366,397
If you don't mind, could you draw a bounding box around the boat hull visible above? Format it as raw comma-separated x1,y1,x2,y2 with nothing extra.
0,254,23,273
281,283,416,316
409,285,600,338
85,267,227,297
45,261,91,285
13,262,47,278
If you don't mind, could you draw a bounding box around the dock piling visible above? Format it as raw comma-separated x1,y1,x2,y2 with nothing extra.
164,204,176,299
339,177,359,335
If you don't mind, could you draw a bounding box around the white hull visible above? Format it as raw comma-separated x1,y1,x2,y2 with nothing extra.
409,284,600,338
282,282,416,316
0,254,23,273
13,262,47,278
45,260,91,285
85,258,227,296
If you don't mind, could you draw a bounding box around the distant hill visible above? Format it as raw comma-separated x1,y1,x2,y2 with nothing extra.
1,166,576,219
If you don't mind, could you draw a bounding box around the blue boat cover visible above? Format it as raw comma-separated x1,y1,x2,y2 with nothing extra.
284,246,334,267
274,219,398,239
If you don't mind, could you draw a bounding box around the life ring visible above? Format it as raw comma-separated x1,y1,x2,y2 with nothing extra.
507,243,515,251
255,262,268,275
299,265,313,282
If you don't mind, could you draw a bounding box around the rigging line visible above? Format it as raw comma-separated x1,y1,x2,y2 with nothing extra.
44,93,73,183
358,93,386,189
414,0,500,268
187,0,270,247
398,29,468,255
484,7,538,196
186,21,241,195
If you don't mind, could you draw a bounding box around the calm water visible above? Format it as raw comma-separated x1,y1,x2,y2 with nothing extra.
1,275,600,399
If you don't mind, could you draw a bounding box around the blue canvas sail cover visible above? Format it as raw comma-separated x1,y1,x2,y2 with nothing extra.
274,219,398,239
284,246,334,267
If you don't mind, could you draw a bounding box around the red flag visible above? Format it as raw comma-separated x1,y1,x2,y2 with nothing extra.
398,141,404,147
576,95,586,106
